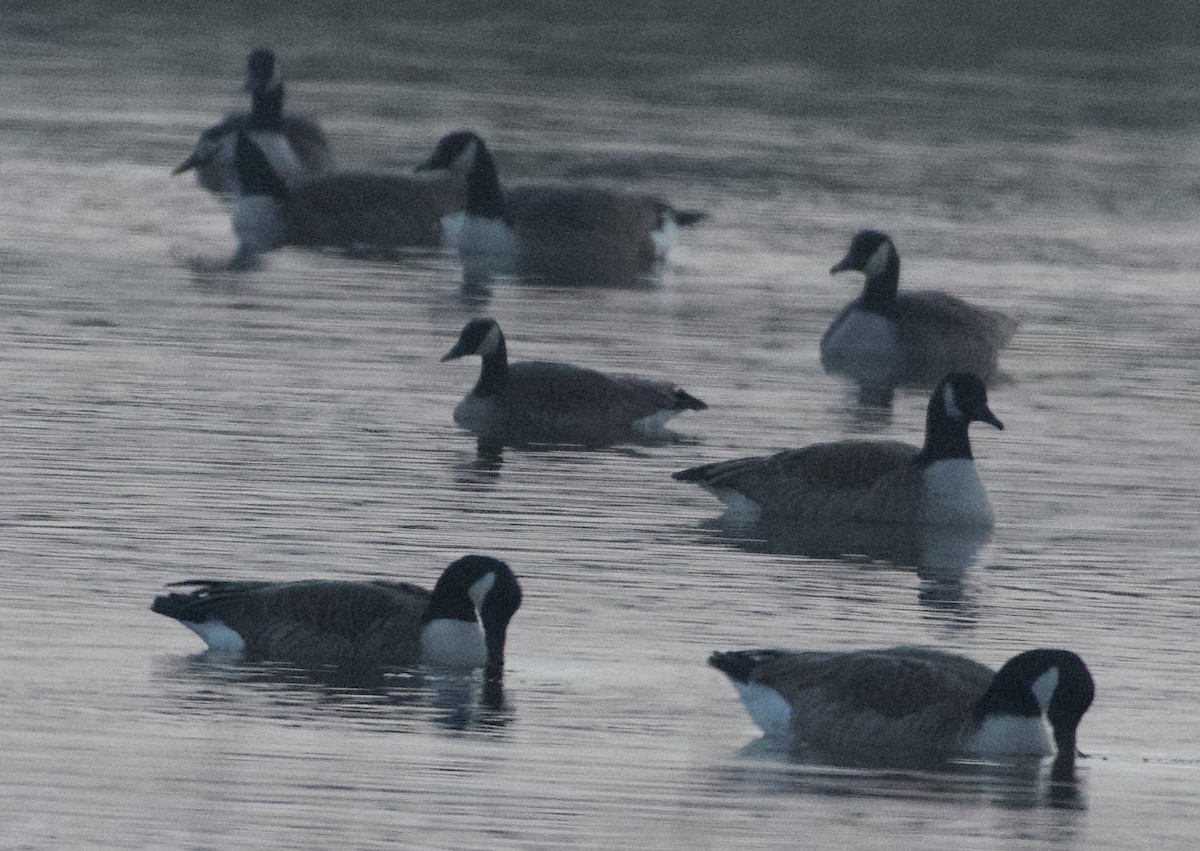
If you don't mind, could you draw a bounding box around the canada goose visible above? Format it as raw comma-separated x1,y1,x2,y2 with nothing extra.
709,646,1094,776
673,372,1001,526
415,130,706,285
821,231,1017,395
174,48,332,197
226,95,465,267
151,555,522,674
441,317,707,452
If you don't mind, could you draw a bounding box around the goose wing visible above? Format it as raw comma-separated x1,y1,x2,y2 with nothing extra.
153,579,429,664
676,440,921,522
722,647,994,752
505,361,641,421
288,172,465,248
506,185,661,237
893,291,1017,382
503,186,666,282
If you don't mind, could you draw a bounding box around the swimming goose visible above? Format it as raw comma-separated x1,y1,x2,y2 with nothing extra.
442,317,707,452
709,646,1094,775
174,48,332,197
226,95,465,266
673,372,1002,526
415,130,706,285
151,555,522,674
821,231,1017,395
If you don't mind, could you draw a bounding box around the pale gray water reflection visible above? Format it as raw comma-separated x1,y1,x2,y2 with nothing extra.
2,1,1200,849
699,519,990,624
156,655,512,733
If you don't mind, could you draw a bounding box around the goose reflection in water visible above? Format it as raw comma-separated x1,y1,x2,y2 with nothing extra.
702,518,992,622
713,746,1087,815
156,654,513,733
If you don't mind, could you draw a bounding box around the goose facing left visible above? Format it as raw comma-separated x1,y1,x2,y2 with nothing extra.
151,555,522,674
709,646,1094,776
442,317,708,452
673,372,1002,526
416,130,706,285
174,48,332,197
821,230,1017,394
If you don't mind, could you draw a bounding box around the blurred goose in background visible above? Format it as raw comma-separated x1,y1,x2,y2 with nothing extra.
151,555,522,675
174,48,332,197
416,130,706,285
709,646,1094,777
226,89,465,268
673,372,1002,526
821,231,1017,401
442,317,708,453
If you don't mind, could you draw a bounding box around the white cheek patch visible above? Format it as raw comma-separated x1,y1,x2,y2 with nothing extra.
248,132,302,182
478,323,503,357
942,383,964,421
467,571,497,610
863,239,893,279
1030,667,1060,715
452,138,479,172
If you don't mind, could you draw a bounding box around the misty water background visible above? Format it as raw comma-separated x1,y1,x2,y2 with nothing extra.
1,2,1199,848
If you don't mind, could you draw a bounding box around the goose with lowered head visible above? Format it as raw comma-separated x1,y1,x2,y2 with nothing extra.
152,555,522,675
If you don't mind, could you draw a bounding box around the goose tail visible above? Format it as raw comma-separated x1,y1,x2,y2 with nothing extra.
673,209,708,227
673,388,708,411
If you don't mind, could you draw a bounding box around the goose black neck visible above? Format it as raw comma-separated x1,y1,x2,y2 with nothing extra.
480,580,519,677
234,132,290,200
915,392,973,465
859,252,900,314
465,142,506,219
247,81,285,132
482,620,509,677
473,336,509,398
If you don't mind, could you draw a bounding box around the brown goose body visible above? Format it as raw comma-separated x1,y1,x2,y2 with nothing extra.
152,555,523,673
444,318,707,451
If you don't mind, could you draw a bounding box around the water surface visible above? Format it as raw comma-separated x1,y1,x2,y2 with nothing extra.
1,4,1199,848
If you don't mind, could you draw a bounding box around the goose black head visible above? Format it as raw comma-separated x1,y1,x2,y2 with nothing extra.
430,555,522,674
416,130,487,173
442,318,505,362
831,229,896,279
978,649,1094,775
937,372,1003,430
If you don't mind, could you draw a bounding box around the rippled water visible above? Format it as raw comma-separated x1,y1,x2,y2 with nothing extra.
2,3,1199,848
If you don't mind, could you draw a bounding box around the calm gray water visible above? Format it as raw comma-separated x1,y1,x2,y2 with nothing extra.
2,3,1199,848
